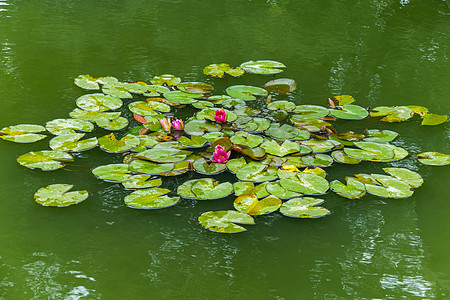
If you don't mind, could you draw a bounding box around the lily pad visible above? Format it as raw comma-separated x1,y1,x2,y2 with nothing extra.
124,188,180,209
96,116,128,131
230,132,264,148
330,105,369,120
122,175,162,189
184,119,221,136
263,78,296,96
193,158,227,175
191,178,234,200
150,74,181,86
261,140,301,157
265,181,303,199
34,184,88,207
178,135,208,148
98,134,140,153
233,194,281,216
178,82,214,94
129,159,174,175
69,109,121,122
280,197,330,219
331,150,362,164
46,119,94,135
233,182,269,199
292,105,330,120
102,85,132,99
300,140,335,153
49,133,98,152
192,101,215,109
74,75,99,90
236,164,278,183
301,154,333,168
164,91,202,104
226,157,248,174
417,152,450,166
128,101,171,116
17,150,73,171
141,85,170,97
203,63,245,78
292,119,332,132
343,142,394,161
240,60,286,75
92,164,131,182
421,113,448,126
267,101,296,112
225,85,268,101
330,178,366,199
75,93,123,112
382,168,423,188
267,124,301,140
280,173,329,195
370,106,414,122
363,129,398,143
135,148,190,163
198,210,254,233
0,124,47,143
329,95,355,105
364,177,413,198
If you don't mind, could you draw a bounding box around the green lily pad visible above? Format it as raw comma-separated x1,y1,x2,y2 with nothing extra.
98,133,140,153
178,135,207,148
261,140,301,157
49,133,98,152
230,132,264,148
240,60,286,75
233,181,254,196
329,95,355,105
280,197,330,219
226,157,248,174
263,78,297,96
301,154,333,167
421,113,448,126
343,142,394,161
95,116,128,131
217,98,246,109
191,178,234,200
131,136,159,152
330,105,369,120
198,210,254,233
0,124,47,143
122,175,162,190
102,85,132,99
128,101,171,116
164,91,202,104
265,181,303,200
92,164,131,182
370,106,414,122
193,158,227,175
382,168,423,188
292,105,330,120
141,85,170,97
135,148,190,163
364,177,413,198
331,150,362,164
225,85,268,101
17,150,73,171
192,101,215,109
267,124,301,140
75,93,123,112
330,178,366,199
233,194,281,216
267,101,296,112
184,119,221,136
150,74,181,86
203,63,245,78
178,82,214,94
280,173,329,195
124,188,180,209
96,76,119,85
417,152,450,166
236,164,278,183
292,119,332,132
46,119,94,135
363,129,398,143
69,108,121,122
233,146,267,160
373,144,408,162
300,140,335,153
74,75,99,90
34,184,88,207
128,159,174,175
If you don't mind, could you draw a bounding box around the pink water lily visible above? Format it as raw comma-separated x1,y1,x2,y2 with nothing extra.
159,117,171,133
213,108,227,123
172,119,184,131
212,145,231,163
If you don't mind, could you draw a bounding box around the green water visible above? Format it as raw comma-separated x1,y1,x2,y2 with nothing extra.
1,0,449,299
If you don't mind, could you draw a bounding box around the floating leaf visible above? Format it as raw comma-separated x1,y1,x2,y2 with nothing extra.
267,101,296,111
236,164,278,183
225,85,268,100
46,119,94,135
49,133,98,152
263,78,296,96
331,150,362,164
96,116,128,131
301,154,333,167
178,82,214,94
261,140,301,157
178,135,207,148
232,146,267,160
192,101,214,109
363,129,398,143
233,194,281,216
191,178,234,200
184,119,221,136
267,124,302,140
92,164,131,182
150,74,181,86
343,142,394,161
240,60,286,75
292,105,329,120
301,140,336,153
226,157,248,174
129,159,174,175
135,148,190,163
370,106,414,122
141,85,170,97
280,173,329,195
233,182,269,198
96,76,119,85
0,124,46,143
203,63,245,78
74,75,99,90
98,133,140,153
128,101,171,116
75,93,123,112
124,188,180,209
193,158,227,175
122,175,162,190
265,181,302,200
382,168,423,188
198,210,254,233
17,150,73,171
421,113,448,126
417,152,450,166
292,119,331,132
164,91,202,104
330,105,369,120
230,132,264,148
364,177,413,198
280,197,330,218
69,108,121,122
330,178,366,199
34,184,88,207
329,95,355,105
102,85,132,98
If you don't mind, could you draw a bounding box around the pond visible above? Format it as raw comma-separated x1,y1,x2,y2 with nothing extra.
0,0,449,298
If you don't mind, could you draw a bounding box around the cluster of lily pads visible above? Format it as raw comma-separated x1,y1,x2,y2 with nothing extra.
1,60,449,234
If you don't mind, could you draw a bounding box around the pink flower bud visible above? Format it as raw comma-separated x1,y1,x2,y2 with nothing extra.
213,108,228,124
212,145,231,163
172,119,184,131
159,118,171,133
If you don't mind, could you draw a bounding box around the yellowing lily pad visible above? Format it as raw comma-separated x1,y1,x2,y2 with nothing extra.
370,106,414,122
0,124,47,143
417,152,450,166
198,210,254,233
124,188,180,209
203,63,245,78
233,194,281,216
49,133,98,152
98,134,140,153
150,74,181,86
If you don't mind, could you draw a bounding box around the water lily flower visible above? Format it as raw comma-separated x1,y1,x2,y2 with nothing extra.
212,145,231,163
213,108,227,123
172,119,184,131
159,117,171,133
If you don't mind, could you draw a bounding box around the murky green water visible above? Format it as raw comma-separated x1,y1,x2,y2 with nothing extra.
1,0,449,299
